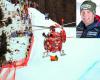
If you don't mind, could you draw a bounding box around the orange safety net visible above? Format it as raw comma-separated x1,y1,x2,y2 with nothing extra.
0,35,34,80
0,67,16,80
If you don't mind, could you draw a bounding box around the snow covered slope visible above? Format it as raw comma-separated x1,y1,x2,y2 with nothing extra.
15,7,100,80
1,0,100,80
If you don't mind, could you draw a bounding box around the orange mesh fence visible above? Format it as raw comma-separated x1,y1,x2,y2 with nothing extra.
0,35,34,80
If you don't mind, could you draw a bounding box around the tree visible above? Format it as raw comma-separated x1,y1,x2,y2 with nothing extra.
9,0,76,25
0,6,4,20
0,31,7,57
5,17,12,26
34,0,76,25
0,6,12,27
0,31,7,66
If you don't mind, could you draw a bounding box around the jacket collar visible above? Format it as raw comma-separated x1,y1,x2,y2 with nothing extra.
81,18,100,30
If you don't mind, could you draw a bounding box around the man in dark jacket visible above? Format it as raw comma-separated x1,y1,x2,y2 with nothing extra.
77,0,100,38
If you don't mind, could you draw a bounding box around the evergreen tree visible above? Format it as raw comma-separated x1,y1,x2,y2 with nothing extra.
0,6,4,21
0,31,7,57
0,31,7,66
5,17,12,26
0,55,6,67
